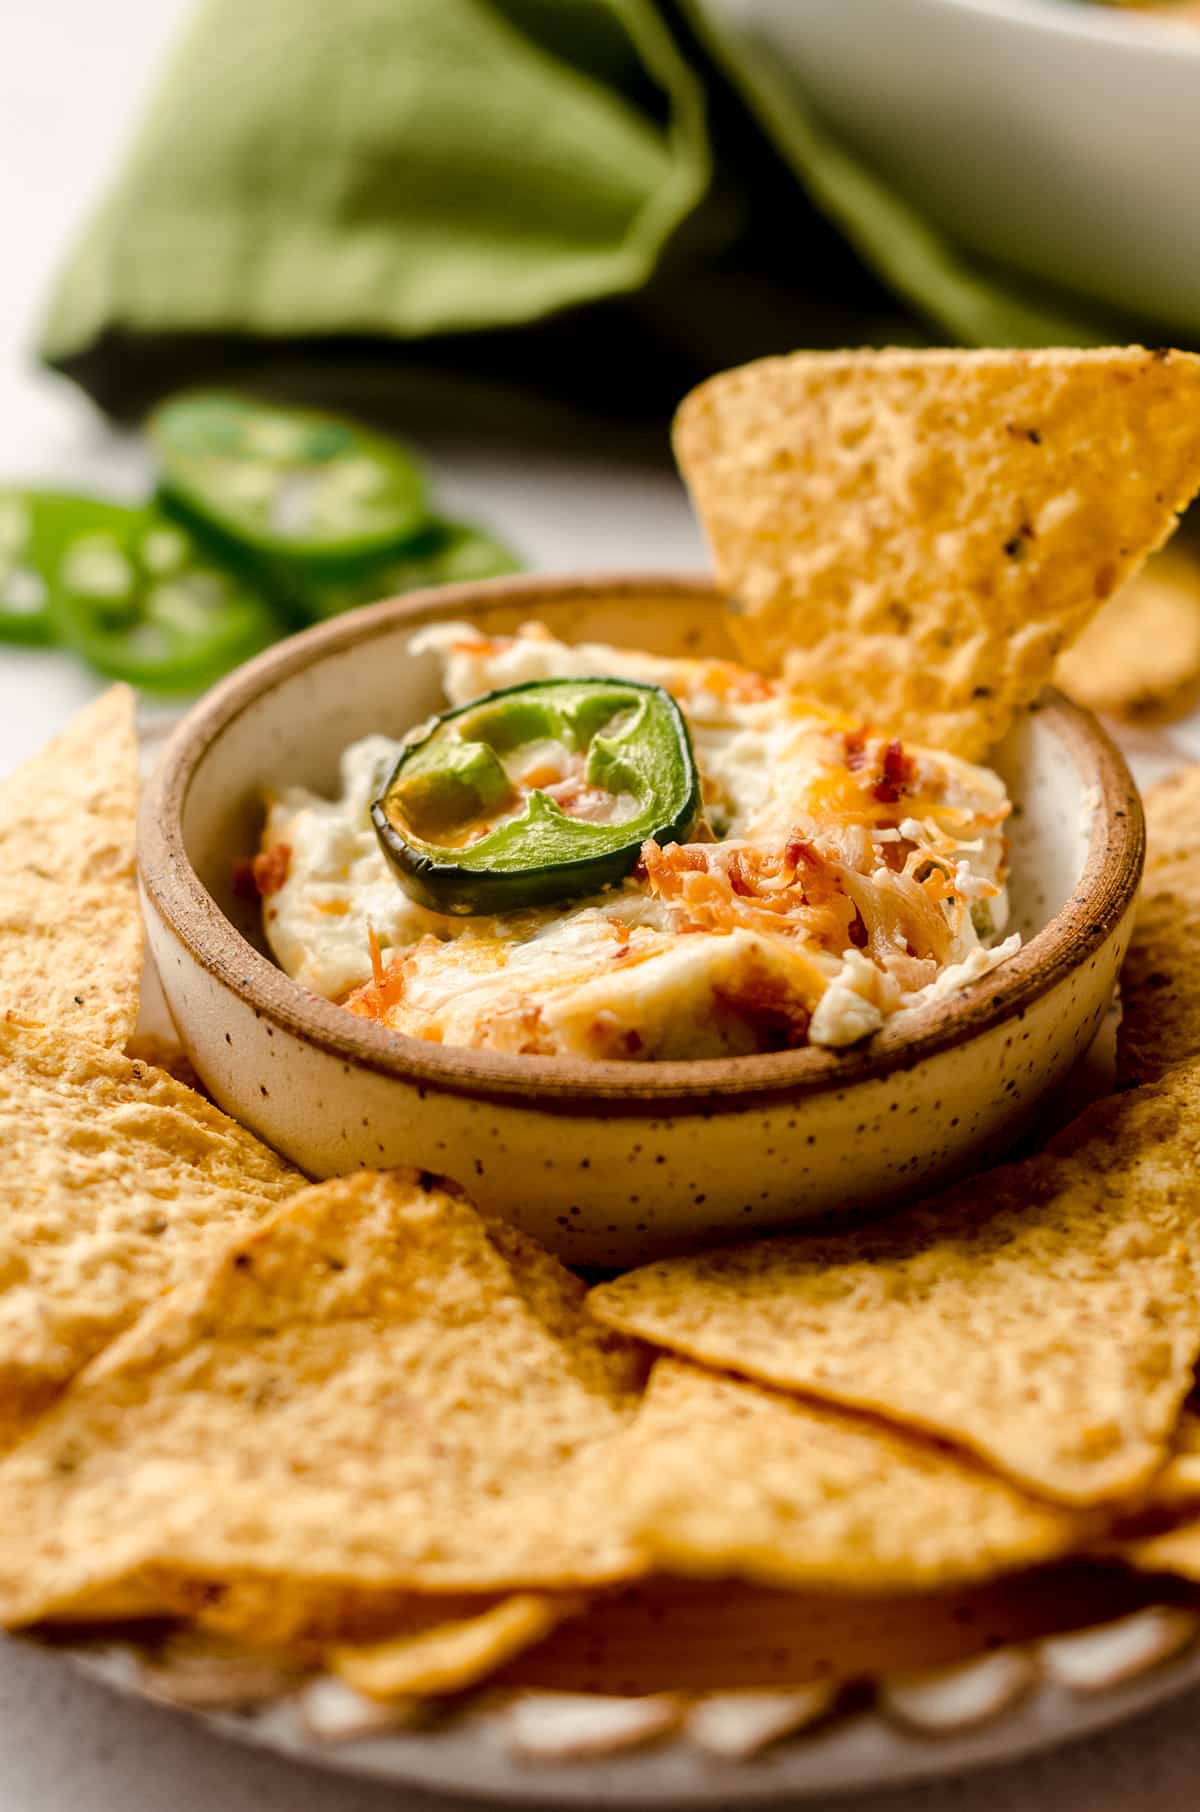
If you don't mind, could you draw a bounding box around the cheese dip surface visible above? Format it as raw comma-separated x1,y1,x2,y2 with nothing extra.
258,622,1018,1061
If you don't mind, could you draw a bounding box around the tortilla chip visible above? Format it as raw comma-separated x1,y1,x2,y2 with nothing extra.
0,1170,646,1628
590,1063,1200,1506
0,687,138,886
1122,1502,1200,1582
0,1016,299,1441
1057,544,1200,722
0,879,144,1052
0,687,141,1046
330,1595,583,1700
139,1631,310,1709
497,1567,1158,1695
674,347,1200,758
618,1359,1088,1591
121,1033,203,1093
1118,764,1200,1085
1147,1411,1200,1514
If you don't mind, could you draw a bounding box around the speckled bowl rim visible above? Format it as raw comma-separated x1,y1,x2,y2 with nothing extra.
138,572,1145,1113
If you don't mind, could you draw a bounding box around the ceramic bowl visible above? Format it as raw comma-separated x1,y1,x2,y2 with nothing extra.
703,0,1200,336
138,573,1143,1265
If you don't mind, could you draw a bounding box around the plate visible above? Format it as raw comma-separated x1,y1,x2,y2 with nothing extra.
101,709,1200,1803
53,1629,1200,1807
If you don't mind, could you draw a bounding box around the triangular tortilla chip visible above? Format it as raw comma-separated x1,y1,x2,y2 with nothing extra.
0,687,141,1047
330,1595,583,1699
1123,1509,1200,1580
1057,544,1200,723
0,687,138,885
0,1170,646,1628
0,879,143,1053
0,1016,299,1441
1119,763,1200,1085
590,1063,1200,1506
1146,1410,1200,1514
617,1359,1088,1591
674,347,1200,757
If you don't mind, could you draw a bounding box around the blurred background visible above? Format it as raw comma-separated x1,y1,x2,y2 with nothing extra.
5,0,1200,770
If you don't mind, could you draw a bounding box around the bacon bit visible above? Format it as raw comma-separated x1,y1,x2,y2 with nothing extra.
231,857,257,901
641,836,858,951
635,839,707,882
838,729,920,808
726,852,758,899
872,740,915,805
783,834,822,873
232,844,292,900
843,729,869,772
712,958,813,1051
255,843,292,897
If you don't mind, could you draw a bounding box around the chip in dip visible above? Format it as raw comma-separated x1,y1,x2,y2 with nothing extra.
258,623,1017,1061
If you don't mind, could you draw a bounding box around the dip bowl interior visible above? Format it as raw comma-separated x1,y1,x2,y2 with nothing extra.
139,574,1144,1264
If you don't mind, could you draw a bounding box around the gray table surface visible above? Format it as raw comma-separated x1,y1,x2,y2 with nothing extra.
3,1,1200,1804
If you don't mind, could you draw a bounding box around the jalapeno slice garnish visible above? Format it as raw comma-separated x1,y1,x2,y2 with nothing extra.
372,678,701,914
0,490,95,644
272,520,521,623
47,500,280,693
151,393,430,563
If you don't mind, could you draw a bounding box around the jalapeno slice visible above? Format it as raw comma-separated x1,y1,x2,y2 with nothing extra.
270,520,521,623
47,500,281,693
373,678,701,914
151,394,430,563
0,490,95,644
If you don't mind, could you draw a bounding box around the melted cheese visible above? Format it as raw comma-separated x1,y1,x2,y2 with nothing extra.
261,623,1018,1059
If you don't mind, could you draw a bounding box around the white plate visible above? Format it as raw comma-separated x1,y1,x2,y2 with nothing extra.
107,710,1200,1801
51,1631,1200,1807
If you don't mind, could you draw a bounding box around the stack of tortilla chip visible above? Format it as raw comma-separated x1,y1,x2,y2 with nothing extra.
1118,763,1200,1087
0,690,301,1451
6,351,1200,1720
0,687,1138,1705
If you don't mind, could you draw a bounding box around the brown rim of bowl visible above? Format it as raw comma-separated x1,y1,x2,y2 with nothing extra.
138,571,1145,1114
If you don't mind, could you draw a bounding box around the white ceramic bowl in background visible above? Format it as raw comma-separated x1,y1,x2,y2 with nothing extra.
138,574,1142,1266
704,0,1200,334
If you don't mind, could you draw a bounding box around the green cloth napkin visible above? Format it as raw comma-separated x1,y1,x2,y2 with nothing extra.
39,0,1139,416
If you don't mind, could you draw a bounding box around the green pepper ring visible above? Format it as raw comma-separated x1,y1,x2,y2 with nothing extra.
372,677,702,915
150,392,431,565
